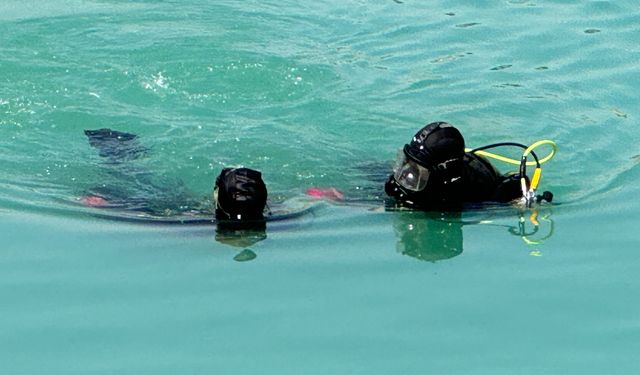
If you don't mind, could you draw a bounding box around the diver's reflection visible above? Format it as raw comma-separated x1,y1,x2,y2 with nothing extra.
509,209,555,246
392,209,555,262
214,221,267,262
393,211,464,262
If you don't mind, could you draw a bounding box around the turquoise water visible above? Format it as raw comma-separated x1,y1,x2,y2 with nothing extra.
1,1,639,373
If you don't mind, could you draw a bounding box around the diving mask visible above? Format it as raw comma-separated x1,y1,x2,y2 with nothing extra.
393,149,431,192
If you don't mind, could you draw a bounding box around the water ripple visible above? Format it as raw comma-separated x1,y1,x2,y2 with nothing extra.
0,0,638,217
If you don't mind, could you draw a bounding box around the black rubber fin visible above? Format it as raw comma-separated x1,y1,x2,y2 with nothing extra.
84,128,148,162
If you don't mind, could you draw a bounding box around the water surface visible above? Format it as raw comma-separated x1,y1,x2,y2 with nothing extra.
1,0,639,373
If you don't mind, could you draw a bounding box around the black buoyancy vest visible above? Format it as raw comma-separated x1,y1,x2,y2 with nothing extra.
462,152,524,203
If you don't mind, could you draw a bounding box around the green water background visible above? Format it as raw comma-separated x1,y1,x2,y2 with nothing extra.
1,0,639,373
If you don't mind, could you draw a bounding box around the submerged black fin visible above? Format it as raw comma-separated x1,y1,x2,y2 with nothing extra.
84,128,148,162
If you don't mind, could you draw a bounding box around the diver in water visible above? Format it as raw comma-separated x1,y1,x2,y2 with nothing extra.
385,121,554,211
82,128,271,230
81,128,283,257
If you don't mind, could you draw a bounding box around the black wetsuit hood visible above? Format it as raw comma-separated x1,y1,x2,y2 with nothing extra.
215,167,268,225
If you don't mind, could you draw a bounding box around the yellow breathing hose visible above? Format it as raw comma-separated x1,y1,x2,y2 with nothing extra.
465,140,558,167
465,139,558,204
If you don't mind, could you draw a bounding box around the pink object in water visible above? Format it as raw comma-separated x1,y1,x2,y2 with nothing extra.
82,195,109,207
306,187,345,201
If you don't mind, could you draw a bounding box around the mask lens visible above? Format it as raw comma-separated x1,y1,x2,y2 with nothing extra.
393,151,430,191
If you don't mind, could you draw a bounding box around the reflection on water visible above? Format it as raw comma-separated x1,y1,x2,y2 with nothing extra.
393,208,555,262
211,204,556,263
393,211,464,262
214,222,267,262
509,210,555,249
